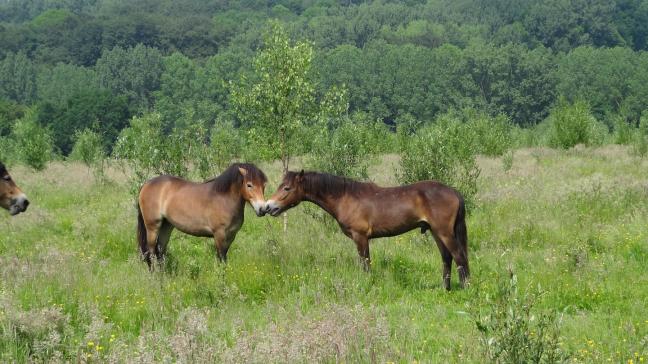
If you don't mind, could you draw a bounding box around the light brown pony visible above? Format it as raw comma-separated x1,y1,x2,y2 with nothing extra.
0,162,29,216
137,163,267,267
264,170,469,290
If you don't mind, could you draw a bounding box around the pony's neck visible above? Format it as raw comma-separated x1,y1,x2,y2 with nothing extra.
302,177,343,219
304,192,340,218
209,179,245,205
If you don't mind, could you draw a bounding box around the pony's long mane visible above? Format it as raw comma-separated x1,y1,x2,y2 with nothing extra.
206,163,267,193
294,171,375,198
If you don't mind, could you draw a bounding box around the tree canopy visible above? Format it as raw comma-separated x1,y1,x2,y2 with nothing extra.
1,0,648,154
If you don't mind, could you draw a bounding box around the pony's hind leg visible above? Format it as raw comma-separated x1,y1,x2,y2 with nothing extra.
432,235,453,291
156,220,174,266
143,220,162,270
435,230,469,288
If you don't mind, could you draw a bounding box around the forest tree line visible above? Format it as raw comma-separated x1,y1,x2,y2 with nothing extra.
1,0,648,157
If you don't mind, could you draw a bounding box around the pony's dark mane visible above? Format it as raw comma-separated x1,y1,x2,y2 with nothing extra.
207,163,267,193
294,171,375,198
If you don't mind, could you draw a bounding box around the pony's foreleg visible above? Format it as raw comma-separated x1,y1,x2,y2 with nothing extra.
212,230,229,263
351,233,371,272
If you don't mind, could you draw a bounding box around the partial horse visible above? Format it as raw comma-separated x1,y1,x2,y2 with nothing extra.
137,163,267,268
264,170,469,290
0,162,29,216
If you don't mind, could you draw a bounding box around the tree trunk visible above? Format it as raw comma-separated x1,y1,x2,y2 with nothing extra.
281,130,288,234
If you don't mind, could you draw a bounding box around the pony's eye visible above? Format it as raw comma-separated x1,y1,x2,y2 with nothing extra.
247,183,253,189
2,176,9,181
283,186,290,191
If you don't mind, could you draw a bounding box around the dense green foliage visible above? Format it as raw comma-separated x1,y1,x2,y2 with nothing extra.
231,23,320,172
2,0,648,156
114,112,207,194
397,112,480,208
70,128,107,180
548,99,608,149
9,109,53,170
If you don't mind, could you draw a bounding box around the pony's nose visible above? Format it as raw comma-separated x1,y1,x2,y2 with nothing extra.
15,195,29,211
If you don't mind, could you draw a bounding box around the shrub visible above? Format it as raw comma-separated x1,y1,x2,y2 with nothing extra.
308,116,386,180
114,112,248,196
11,110,53,170
397,113,480,209
548,99,608,149
462,109,513,156
612,115,634,145
172,121,212,180
70,129,106,181
474,273,567,364
632,112,648,157
524,121,553,147
113,113,190,195
208,119,243,176
0,137,15,162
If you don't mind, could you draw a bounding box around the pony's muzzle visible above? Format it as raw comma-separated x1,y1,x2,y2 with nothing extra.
251,200,267,217
9,194,29,215
264,200,282,217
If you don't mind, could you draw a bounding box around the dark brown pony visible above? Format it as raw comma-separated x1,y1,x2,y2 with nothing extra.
264,171,469,289
0,162,29,216
137,163,267,267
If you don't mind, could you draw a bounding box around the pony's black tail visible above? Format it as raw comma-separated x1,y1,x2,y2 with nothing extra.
453,194,469,277
136,203,148,262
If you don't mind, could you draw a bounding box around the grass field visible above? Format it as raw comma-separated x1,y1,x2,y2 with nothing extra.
1,146,647,363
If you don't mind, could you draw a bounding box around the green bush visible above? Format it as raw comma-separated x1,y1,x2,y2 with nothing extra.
209,119,243,176
113,113,191,195
0,137,15,162
308,116,386,180
632,112,648,157
524,121,553,147
114,112,247,196
462,109,513,156
548,99,608,149
11,110,53,170
612,115,634,145
397,113,480,209
70,129,106,180
474,273,567,363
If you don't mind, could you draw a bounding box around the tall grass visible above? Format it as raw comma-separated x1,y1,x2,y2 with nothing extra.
1,146,647,362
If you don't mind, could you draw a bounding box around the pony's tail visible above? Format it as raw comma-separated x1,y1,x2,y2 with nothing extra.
453,194,469,277
137,203,148,260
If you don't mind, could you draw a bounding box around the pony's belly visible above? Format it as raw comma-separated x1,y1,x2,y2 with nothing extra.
367,207,422,238
164,214,213,237
174,225,214,237
369,224,420,239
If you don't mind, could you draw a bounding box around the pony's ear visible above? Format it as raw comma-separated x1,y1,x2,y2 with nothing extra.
238,167,248,177
296,169,304,182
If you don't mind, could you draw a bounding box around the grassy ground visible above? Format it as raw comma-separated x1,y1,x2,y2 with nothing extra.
0,146,647,363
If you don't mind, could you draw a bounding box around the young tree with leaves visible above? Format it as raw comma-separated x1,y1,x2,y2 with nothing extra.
230,22,317,175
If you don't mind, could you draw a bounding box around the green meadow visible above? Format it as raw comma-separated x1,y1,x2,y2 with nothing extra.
1,146,647,362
